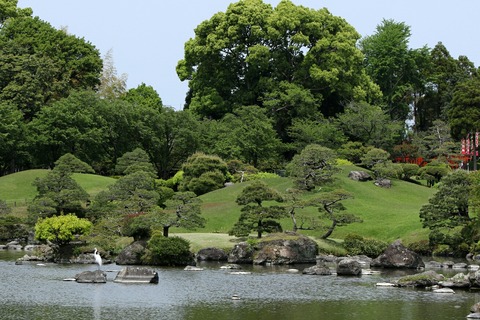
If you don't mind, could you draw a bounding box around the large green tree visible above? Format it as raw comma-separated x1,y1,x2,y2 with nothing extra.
202,105,282,168
28,90,107,168
28,154,93,222
0,15,102,119
177,0,380,126
447,74,480,140
336,102,403,150
419,170,475,254
161,192,205,237
360,19,428,123
0,102,26,175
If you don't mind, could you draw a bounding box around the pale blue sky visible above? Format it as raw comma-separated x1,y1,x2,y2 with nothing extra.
17,1,480,109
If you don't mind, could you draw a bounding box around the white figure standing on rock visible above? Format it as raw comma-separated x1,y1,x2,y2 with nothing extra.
93,248,102,270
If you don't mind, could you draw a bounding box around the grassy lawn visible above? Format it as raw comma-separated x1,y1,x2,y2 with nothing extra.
191,165,435,245
0,170,116,215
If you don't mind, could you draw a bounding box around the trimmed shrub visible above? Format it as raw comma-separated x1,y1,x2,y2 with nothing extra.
142,233,193,266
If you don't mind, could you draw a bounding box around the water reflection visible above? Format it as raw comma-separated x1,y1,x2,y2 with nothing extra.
0,251,477,320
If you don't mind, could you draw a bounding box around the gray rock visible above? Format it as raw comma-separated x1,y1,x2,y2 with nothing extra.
439,272,470,288
302,265,332,275
469,270,480,287
316,254,338,264
252,233,318,265
336,255,372,268
228,242,254,264
75,270,107,283
114,267,158,284
371,240,424,269
467,313,480,319
395,270,445,287
336,259,362,276
425,261,443,268
348,171,372,182
115,241,147,265
196,247,228,261
453,262,468,269
374,178,391,188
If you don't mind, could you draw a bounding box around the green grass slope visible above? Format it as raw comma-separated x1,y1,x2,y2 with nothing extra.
195,165,435,244
326,165,435,243
0,169,116,206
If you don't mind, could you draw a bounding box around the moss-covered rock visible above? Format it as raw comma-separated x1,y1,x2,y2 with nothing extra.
395,270,445,287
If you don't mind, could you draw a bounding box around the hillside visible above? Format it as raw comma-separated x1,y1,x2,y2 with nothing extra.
196,165,436,244
0,166,436,244
0,169,116,208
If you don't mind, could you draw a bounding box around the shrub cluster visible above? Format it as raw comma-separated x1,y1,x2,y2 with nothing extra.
343,234,387,258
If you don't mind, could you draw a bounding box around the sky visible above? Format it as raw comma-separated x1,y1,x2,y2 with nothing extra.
17,1,480,110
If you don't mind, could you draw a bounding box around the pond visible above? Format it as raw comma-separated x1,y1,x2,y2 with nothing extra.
0,251,478,320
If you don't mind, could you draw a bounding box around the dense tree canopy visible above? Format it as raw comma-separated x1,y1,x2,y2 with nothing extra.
0,15,102,119
360,19,428,123
177,0,381,127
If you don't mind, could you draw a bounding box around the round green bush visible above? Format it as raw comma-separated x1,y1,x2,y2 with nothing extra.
143,233,193,266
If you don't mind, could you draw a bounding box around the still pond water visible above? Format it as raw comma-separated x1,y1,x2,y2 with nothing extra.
0,251,478,320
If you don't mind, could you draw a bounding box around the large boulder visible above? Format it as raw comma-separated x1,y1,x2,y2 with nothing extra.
115,241,147,265
114,266,158,284
196,247,228,261
228,242,254,264
75,270,107,283
371,240,424,269
336,259,362,276
252,233,318,265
